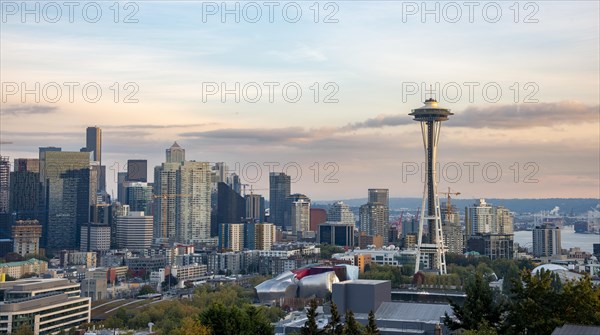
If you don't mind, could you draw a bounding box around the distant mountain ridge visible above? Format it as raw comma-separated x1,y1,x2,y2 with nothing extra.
313,198,600,215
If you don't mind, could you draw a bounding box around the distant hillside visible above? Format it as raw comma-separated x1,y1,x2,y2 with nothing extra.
314,198,599,215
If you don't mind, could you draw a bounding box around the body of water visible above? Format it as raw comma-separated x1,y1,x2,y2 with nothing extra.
513,228,600,254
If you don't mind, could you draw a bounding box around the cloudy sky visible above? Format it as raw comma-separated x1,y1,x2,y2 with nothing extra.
1,1,599,200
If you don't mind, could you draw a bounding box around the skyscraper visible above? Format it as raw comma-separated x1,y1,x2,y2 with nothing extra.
245,193,265,222
465,199,514,259
42,151,91,250
409,98,453,275
10,159,40,221
124,182,153,213
359,203,389,242
166,141,185,163
117,172,128,203
154,146,211,243
217,182,245,226
465,199,513,235
359,188,389,243
368,189,389,206
465,199,494,236
85,127,102,163
290,195,310,236
269,172,290,229
0,157,10,213
178,161,212,243
127,159,148,182
84,127,105,193
494,206,513,234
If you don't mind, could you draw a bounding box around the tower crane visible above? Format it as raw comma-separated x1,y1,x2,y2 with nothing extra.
440,187,461,214
241,184,267,196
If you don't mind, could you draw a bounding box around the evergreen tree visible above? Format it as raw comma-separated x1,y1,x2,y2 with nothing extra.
327,302,343,335
364,310,380,335
503,269,600,335
344,310,363,335
301,299,321,335
444,272,502,331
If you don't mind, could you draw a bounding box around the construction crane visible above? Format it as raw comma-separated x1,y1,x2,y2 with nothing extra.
152,193,191,239
440,187,461,214
241,184,267,196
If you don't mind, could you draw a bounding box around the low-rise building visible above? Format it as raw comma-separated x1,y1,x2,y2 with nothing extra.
0,259,47,279
0,278,90,334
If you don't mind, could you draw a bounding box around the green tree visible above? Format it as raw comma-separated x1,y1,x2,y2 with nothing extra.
137,284,157,296
13,325,34,335
503,270,600,335
319,244,344,259
344,310,363,335
461,322,498,335
245,305,275,335
161,274,179,291
172,316,211,335
364,310,380,335
301,299,321,335
327,302,343,335
444,272,502,331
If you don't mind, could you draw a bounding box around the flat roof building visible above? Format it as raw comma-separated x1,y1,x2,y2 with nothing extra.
0,278,90,334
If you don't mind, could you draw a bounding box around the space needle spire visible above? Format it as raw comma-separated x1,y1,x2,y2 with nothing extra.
409,95,453,275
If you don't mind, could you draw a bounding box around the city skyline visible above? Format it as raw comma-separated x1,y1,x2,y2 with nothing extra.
1,1,599,200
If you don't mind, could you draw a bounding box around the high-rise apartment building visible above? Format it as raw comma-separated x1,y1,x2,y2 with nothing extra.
327,201,355,226
11,220,42,256
290,196,310,236
465,199,494,236
465,199,513,236
368,188,389,207
178,161,211,243
218,223,245,252
255,223,276,251
359,203,389,242
269,172,291,228
533,223,562,257
494,206,513,234
154,162,179,240
154,146,211,243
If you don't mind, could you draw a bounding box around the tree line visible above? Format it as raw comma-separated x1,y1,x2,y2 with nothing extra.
445,269,600,335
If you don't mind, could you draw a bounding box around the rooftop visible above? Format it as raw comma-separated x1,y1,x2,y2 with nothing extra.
376,301,453,323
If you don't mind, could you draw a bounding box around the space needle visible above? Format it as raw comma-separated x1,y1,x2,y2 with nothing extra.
409,97,453,275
